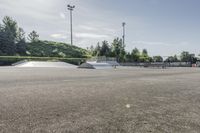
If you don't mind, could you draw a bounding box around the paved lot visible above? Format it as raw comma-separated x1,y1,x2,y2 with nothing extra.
0,67,200,133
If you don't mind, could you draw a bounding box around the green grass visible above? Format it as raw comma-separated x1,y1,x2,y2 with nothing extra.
27,41,91,58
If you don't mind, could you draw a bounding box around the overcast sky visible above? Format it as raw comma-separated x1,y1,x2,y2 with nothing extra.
0,0,200,56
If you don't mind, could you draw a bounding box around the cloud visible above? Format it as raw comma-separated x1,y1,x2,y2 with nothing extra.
133,41,190,47
0,0,119,48
179,41,189,46
50,34,67,39
78,25,98,31
59,12,66,19
75,33,109,39
133,41,170,46
0,0,199,56
0,0,57,20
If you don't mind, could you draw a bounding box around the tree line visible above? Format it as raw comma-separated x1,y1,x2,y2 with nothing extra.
0,16,39,56
89,41,199,63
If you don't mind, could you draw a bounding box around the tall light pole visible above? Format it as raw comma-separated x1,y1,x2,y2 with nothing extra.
67,4,75,45
122,22,126,46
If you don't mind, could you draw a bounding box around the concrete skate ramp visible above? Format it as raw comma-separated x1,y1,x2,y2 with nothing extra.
98,61,120,66
14,61,77,68
79,62,113,69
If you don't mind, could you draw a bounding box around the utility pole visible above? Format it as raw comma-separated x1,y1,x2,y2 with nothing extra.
122,22,126,46
67,4,75,45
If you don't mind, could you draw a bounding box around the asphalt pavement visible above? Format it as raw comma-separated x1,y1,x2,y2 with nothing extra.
0,67,200,133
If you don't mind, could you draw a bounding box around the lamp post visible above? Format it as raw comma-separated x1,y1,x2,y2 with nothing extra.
67,4,75,45
122,22,126,46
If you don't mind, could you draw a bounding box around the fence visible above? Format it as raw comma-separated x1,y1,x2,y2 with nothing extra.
166,62,192,67
120,62,193,67
197,62,200,67
87,57,117,62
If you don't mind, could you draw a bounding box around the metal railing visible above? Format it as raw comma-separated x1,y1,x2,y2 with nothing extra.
87,56,117,62
120,62,193,67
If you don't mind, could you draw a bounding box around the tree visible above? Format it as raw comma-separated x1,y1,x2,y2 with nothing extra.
142,49,148,56
0,25,4,55
28,30,39,42
153,56,163,62
165,55,179,62
2,16,18,42
100,40,110,57
180,51,194,62
180,51,189,62
0,31,16,55
0,16,28,56
173,55,179,62
16,28,27,55
93,42,101,56
188,54,197,64
125,52,132,62
119,44,126,62
0,16,18,55
89,45,95,56
131,48,140,62
111,38,125,62
111,38,121,62
140,49,150,62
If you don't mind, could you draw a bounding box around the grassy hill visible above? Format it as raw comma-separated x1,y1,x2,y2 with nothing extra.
0,40,91,66
27,40,91,58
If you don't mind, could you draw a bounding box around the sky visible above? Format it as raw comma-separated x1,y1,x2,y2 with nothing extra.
0,0,200,56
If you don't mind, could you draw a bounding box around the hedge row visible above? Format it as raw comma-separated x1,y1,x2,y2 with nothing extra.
0,56,87,66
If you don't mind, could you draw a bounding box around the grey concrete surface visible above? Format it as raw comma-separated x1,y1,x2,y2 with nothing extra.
14,61,77,68
0,67,200,133
78,62,113,69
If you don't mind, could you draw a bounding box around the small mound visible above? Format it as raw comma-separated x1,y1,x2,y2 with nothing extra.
78,62,95,69
14,61,77,68
79,62,113,69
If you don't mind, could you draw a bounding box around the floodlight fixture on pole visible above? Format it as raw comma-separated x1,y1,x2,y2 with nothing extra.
67,4,75,45
122,22,126,46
